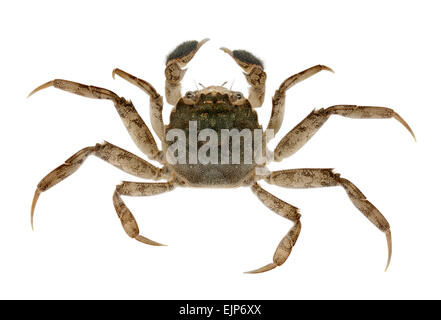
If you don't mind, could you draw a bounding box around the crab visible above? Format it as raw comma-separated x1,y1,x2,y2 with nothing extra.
29,38,415,273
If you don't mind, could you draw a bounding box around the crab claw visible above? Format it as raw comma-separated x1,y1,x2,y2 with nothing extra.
166,38,210,66
220,47,264,73
220,46,267,108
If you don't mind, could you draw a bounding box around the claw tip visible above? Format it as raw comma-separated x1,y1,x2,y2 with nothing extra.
322,65,335,73
31,188,41,231
392,112,416,142
244,263,278,274
219,47,232,55
135,235,166,247
27,80,55,99
384,229,392,272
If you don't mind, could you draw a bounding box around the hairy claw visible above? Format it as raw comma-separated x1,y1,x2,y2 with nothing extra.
220,46,267,107
220,47,264,72
165,38,209,105
166,38,209,65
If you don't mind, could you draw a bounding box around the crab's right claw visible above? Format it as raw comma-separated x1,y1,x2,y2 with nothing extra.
166,38,209,67
165,38,209,106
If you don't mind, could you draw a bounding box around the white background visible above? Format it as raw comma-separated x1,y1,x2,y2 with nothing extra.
1,1,440,299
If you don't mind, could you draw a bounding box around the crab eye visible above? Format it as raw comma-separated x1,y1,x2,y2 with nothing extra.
183,91,198,104
230,92,244,104
234,92,243,99
185,91,196,99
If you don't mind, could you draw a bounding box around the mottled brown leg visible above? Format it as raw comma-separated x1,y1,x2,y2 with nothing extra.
248,183,302,274
116,181,176,196
113,181,176,246
265,168,392,270
220,47,267,108
28,79,163,162
274,105,415,162
112,68,165,141
165,38,209,105
31,141,166,229
267,65,333,136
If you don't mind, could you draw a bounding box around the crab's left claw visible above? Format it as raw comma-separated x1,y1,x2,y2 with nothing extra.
220,47,264,73
220,46,266,108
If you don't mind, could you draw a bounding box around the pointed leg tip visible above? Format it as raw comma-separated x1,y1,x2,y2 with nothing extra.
404,124,416,142
384,229,392,272
384,256,391,272
322,65,335,73
392,112,416,142
244,263,278,274
27,80,55,98
31,188,41,231
27,89,37,99
244,270,265,275
111,68,124,80
135,235,166,247
154,241,168,247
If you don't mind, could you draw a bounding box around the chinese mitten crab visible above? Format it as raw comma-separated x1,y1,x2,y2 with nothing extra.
29,39,415,273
